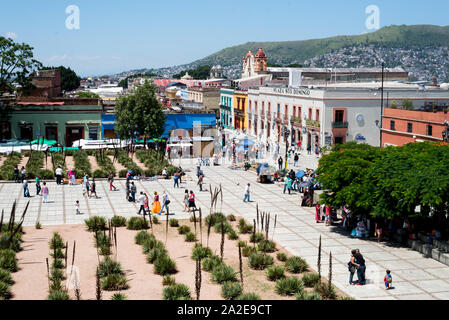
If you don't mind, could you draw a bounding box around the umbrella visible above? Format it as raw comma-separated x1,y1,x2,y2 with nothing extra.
296,170,305,179
235,146,248,152
237,139,256,146
30,138,57,146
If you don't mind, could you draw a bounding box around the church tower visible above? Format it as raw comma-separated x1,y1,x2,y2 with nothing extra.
254,47,267,73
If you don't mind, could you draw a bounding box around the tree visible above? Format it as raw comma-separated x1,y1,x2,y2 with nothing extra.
0,36,42,95
118,78,128,89
174,65,211,79
115,80,166,142
390,100,398,109
41,66,80,91
402,99,413,110
77,91,100,98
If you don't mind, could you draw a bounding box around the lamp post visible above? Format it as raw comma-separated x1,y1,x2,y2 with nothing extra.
284,126,290,170
380,62,385,147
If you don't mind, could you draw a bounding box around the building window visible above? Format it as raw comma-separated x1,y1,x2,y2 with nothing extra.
89,127,98,140
262,101,265,114
427,125,433,136
407,122,413,133
308,108,312,120
0,122,11,140
390,120,395,131
285,104,288,118
255,101,258,114
334,110,344,122
316,109,320,121
20,125,33,141
268,102,271,114
45,126,58,141
298,107,301,118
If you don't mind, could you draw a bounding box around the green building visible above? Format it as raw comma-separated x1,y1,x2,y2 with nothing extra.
219,88,234,129
5,98,103,147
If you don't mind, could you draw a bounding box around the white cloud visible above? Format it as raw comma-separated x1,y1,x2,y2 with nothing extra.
5,32,17,39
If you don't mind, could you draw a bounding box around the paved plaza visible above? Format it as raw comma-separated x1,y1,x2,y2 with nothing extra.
1,153,449,300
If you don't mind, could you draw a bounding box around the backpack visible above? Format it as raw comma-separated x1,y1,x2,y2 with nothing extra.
348,261,356,273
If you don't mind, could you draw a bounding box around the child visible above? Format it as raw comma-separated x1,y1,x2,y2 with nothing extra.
75,200,80,215
384,270,392,290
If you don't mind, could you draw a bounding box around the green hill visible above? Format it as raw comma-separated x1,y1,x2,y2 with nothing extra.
190,25,449,67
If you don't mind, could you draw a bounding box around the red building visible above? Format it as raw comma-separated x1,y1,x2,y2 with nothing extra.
382,108,449,146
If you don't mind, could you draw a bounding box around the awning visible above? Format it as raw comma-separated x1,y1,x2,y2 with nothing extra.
17,102,65,106
30,138,57,145
168,143,193,147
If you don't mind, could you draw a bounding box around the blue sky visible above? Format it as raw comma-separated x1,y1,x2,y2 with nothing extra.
1,0,448,76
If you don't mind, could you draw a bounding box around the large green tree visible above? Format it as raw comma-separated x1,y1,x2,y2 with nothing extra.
41,65,80,91
0,36,42,95
174,65,211,79
115,80,166,142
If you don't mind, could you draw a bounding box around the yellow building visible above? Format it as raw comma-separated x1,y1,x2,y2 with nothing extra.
233,90,248,131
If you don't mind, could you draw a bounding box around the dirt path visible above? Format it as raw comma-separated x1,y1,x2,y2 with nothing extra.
88,156,100,172
108,155,127,174
18,156,29,170
65,156,76,172
43,154,53,172
130,153,147,171
0,155,5,168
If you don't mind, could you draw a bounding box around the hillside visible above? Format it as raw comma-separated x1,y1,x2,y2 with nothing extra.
189,25,449,67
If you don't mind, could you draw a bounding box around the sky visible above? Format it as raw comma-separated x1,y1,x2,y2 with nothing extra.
1,0,448,76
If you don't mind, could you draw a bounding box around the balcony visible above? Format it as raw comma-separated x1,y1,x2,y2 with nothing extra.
292,117,302,126
306,119,320,128
332,121,348,128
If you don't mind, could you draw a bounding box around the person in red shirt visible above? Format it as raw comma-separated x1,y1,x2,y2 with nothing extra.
325,205,331,226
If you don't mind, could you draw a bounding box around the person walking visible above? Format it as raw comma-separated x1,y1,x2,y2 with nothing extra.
384,270,393,290
35,175,41,196
160,191,170,214
307,145,312,155
173,171,180,188
42,182,49,203
183,189,189,212
197,173,204,192
125,179,130,201
130,182,136,202
353,249,366,285
144,192,150,215
108,172,117,191
243,183,251,202
278,156,283,170
75,200,80,215
188,190,196,213
82,173,89,197
14,165,19,183
315,203,321,223
152,192,161,215
20,166,26,183
325,205,331,226
68,169,75,185
294,153,299,167
90,179,98,199
55,165,63,185
137,192,146,215
23,179,30,197
375,219,384,244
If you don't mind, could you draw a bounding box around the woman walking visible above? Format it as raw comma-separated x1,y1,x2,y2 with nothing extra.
188,190,196,213
108,171,117,191
348,251,357,285
183,189,189,212
315,203,321,223
68,169,75,185
152,192,161,215
42,182,49,203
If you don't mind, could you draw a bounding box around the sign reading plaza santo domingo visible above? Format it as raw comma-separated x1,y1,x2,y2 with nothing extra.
273,87,311,96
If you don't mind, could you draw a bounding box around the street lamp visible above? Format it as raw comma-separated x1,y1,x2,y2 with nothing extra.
290,117,295,145
283,126,290,170
379,62,385,147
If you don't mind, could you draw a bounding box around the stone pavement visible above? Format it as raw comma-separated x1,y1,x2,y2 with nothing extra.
1,154,449,300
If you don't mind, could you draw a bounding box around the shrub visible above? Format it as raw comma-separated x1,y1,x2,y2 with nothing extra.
52,258,64,269
202,255,225,272
275,277,305,296
276,252,287,262
50,267,65,282
152,216,160,224
35,222,42,229
237,241,246,248
119,169,128,178
50,248,65,259
0,250,18,272
0,233,22,252
236,293,261,300
111,216,127,227
111,293,128,300
177,225,190,235
266,266,285,281
93,169,108,178
227,214,236,222
205,213,226,226
0,269,13,285
249,232,265,243
184,232,197,242
98,257,123,277
242,246,256,257
227,229,239,240
147,248,168,264
135,231,152,245
191,243,213,261
99,244,112,256
142,239,164,254
47,289,70,300
314,282,337,300
0,281,12,299
189,216,199,223
221,281,243,300
169,219,179,227
50,278,64,291
84,217,107,232
211,265,237,284
248,252,274,270
162,275,176,286
238,219,253,234
258,240,276,253
297,291,322,300
214,221,232,234
102,273,128,291
162,284,192,300
285,256,309,274
49,232,66,249
39,169,54,179
302,273,321,287
127,217,149,230
154,256,177,275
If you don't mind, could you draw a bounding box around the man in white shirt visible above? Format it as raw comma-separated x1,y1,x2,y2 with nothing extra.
243,183,250,202
137,192,146,215
55,166,63,185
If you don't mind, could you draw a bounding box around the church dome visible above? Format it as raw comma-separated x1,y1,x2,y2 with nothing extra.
255,47,266,58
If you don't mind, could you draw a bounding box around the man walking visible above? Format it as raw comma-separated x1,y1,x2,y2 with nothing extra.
35,175,41,196
14,165,19,183
353,249,366,285
294,153,299,167
160,191,170,214
130,182,137,202
90,179,98,199
198,173,204,191
173,171,179,188
137,192,146,215
243,183,251,202
23,179,30,197
278,156,283,170
55,165,63,185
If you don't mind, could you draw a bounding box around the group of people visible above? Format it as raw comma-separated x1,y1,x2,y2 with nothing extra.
137,190,170,216
82,173,98,199
348,249,367,286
